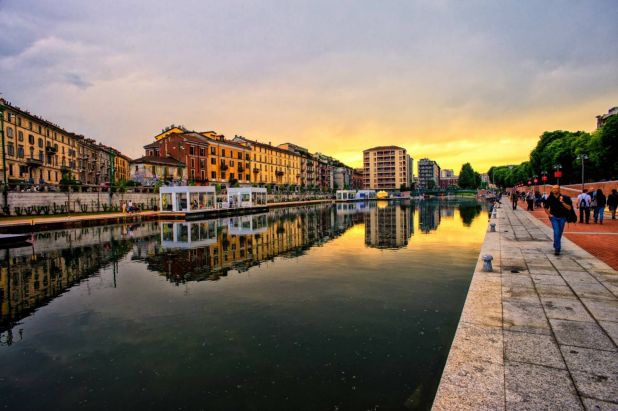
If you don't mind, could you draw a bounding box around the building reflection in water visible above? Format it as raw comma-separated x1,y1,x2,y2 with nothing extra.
147,204,354,284
364,201,414,249
0,201,485,345
0,223,161,340
419,201,441,233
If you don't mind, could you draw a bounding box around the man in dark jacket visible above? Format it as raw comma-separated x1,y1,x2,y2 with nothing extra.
544,185,573,256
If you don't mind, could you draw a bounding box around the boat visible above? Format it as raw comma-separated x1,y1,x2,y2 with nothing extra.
376,190,389,199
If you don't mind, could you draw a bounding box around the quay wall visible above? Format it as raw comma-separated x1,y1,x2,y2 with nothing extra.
3,192,158,215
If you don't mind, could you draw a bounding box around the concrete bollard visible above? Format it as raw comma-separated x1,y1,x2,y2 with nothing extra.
490,223,496,232
482,255,493,272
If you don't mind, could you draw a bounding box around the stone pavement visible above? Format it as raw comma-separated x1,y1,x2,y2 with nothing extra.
432,201,618,411
524,201,618,270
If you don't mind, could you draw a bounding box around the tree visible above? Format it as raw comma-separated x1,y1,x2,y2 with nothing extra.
458,163,479,189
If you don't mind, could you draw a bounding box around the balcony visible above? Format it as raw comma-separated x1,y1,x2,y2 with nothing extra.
26,157,44,167
45,146,58,155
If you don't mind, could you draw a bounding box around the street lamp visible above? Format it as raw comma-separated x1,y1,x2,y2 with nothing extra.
553,164,562,186
576,153,588,192
541,171,548,194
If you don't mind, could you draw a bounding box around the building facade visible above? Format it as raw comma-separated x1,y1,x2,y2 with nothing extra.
1,99,79,186
130,156,185,186
417,158,441,189
596,106,618,129
145,131,251,186
362,146,411,190
233,136,301,187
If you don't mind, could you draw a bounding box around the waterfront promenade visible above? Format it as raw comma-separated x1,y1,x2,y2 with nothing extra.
432,201,618,410
0,199,333,232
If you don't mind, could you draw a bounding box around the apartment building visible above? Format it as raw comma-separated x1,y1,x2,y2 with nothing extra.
278,142,314,188
1,99,79,186
145,131,251,185
417,158,441,189
233,136,301,187
362,146,411,190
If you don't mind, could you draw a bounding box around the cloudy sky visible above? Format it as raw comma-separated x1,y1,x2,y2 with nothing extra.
1,0,616,172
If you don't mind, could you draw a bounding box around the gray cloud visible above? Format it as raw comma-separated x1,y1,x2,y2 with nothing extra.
0,0,616,165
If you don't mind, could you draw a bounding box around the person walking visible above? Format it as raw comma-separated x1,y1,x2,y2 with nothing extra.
576,189,591,224
526,190,535,211
511,190,519,210
608,189,618,220
544,185,573,256
593,188,606,224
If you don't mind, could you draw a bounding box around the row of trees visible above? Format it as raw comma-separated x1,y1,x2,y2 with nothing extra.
489,115,618,188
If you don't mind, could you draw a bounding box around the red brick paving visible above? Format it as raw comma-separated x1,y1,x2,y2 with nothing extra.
520,200,618,270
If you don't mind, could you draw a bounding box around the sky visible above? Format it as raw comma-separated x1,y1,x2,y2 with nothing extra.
1,0,617,173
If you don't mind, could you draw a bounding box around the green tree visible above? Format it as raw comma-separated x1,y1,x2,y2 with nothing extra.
458,163,479,189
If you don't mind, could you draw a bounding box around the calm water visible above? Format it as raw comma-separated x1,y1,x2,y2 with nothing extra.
0,200,487,410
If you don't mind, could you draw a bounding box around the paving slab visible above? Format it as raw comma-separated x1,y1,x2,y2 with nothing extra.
432,201,618,410
505,361,583,411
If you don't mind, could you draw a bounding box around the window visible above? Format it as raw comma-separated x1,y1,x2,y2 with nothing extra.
221,172,226,179
230,160,234,167
230,173,235,180
48,171,51,181
191,158,195,168
201,170,205,180
200,159,205,168
18,131,23,141
29,147,34,158
17,145,24,158
17,117,21,126
28,134,34,144
28,121,32,130
7,143,14,156
210,147,216,155
246,174,250,181
8,164,13,176
38,125,42,133
237,152,242,159
200,148,205,156
211,171,216,179
6,127,13,138
189,146,195,155
210,158,216,165
39,150,43,161
38,138,43,147
221,149,226,157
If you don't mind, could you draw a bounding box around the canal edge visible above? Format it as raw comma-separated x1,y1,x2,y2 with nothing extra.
432,205,506,410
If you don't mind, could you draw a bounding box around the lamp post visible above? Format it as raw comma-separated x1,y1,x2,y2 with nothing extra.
576,154,588,192
541,171,548,194
553,164,562,186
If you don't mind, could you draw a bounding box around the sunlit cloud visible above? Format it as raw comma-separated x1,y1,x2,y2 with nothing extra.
1,0,616,173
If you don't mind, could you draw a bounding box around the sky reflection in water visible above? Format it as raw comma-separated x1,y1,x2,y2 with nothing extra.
0,200,487,410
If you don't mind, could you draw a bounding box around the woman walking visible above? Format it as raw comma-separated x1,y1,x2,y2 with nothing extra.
544,185,573,256
593,188,606,224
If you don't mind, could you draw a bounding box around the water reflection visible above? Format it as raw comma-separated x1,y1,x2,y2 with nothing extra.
0,200,488,410
0,223,160,337
0,201,487,336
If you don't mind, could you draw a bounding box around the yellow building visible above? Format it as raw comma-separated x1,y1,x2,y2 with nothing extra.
232,136,301,187
1,99,79,186
111,150,131,183
154,125,188,141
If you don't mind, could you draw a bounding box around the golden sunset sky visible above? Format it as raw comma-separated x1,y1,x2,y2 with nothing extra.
1,0,616,173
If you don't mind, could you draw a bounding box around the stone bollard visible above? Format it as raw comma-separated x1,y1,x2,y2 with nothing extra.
482,255,493,272
490,223,496,232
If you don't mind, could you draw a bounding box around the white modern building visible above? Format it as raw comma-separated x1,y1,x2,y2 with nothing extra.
159,186,216,212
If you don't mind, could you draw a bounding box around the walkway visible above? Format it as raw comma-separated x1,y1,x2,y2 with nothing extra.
432,201,618,410
525,202,618,270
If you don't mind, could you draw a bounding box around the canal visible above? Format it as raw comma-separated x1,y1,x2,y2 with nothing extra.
0,200,487,410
